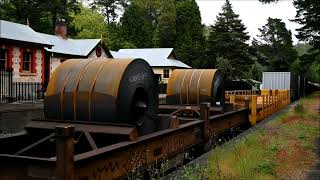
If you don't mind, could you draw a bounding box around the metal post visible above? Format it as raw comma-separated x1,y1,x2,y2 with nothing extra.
200,102,210,121
169,115,179,129
245,96,250,110
55,125,75,180
262,95,265,119
250,95,257,125
230,95,236,111
200,102,211,138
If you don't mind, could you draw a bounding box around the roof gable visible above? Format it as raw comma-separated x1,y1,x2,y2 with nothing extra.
37,32,101,57
113,48,191,68
118,48,174,59
0,20,52,46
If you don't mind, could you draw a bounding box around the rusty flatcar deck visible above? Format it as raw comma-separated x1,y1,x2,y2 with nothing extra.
0,103,249,180
0,102,43,113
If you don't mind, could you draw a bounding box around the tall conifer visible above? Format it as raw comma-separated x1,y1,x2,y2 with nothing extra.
207,0,251,79
175,0,207,68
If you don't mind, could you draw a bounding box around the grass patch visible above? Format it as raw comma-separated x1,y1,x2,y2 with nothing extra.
182,92,320,179
180,164,207,180
205,131,278,179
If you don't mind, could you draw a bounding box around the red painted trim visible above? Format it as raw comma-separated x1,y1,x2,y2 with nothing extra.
7,47,13,70
41,48,45,83
19,48,24,72
32,48,37,73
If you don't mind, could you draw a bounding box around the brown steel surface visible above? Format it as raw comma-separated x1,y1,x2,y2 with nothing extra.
159,104,223,112
26,120,136,136
45,58,134,122
0,107,252,180
75,59,111,121
63,58,99,120
73,120,203,180
91,59,133,122
207,109,249,135
166,69,218,105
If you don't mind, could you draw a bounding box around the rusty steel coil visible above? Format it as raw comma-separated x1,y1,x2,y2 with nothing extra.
166,69,224,106
45,58,158,134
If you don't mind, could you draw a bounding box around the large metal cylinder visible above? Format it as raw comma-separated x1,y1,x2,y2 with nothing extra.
45,58,158,134
166,69,224,106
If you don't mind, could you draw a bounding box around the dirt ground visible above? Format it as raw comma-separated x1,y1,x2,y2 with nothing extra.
265,94,320,179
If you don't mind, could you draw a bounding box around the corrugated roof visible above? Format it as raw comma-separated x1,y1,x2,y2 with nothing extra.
0,20,52,46
37,33,101,56
112,48,191,68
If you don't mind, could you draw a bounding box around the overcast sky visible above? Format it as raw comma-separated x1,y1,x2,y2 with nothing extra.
196,0,301,44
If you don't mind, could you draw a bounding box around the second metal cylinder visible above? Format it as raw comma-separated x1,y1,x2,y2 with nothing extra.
166,69,224,106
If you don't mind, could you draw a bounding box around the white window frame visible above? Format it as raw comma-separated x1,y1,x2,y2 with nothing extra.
163,69,170,79
23,50,32,72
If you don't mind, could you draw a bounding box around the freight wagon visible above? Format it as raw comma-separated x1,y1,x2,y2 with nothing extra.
261,72,310,101
0,58,291,180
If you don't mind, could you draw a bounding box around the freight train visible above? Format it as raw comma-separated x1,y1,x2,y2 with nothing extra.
0,58,291,180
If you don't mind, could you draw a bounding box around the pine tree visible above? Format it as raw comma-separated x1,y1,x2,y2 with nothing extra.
293,0,320,50
91,0,129,24
207,0,251,79
253,18,297,71
120,1,155,48
158,0,176,48
175,0,207,68
292,0,320,83
0,0,80,34
258,0,320,82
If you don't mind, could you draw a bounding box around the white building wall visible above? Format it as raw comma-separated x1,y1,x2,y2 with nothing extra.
153,67,173,84
49,47,109,76
12,47,42,83
88,47,108,59
12,47,21,82
50,57,62,76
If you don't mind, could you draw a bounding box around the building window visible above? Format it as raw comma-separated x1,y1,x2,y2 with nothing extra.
163,69,170,78
0,49,6,70
23,51,32,72
96,47,102,57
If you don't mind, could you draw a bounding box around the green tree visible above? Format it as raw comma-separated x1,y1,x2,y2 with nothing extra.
258,0,320,83
293,0,320,50
0,0,80,34
70,6,107,39
253,18,298,71
157,0,176,48
0,0,50,32
216,57,234,80
291,44,320,83
105,23,136,50
293,0,320,82
120,1,156,48
175,0,207,68
91,0,130,24
259,0,320,49
207,0,251,79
